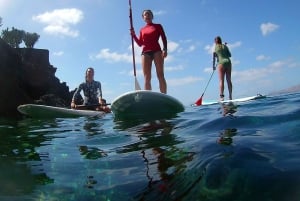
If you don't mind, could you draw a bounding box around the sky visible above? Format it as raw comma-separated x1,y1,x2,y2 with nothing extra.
1,0,300,105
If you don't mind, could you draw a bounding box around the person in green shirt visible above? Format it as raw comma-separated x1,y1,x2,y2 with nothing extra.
214,36,232,101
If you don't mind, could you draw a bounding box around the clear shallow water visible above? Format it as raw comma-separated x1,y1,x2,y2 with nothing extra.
0,93,300,201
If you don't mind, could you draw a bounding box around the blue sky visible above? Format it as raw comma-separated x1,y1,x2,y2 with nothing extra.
1,0,300,105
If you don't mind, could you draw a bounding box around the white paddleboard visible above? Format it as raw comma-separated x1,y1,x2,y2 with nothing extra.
17,104,105,118
202,94,266,105
111,90,184,120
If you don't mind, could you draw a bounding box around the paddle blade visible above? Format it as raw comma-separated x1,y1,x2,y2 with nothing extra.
135,77,141,90
195,96,203,106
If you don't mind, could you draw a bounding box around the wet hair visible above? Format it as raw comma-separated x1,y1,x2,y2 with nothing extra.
85,67,94,81
142,9,154,19
215,36,222,44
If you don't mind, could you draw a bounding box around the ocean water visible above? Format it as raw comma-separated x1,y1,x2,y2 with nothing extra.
0,92,300,201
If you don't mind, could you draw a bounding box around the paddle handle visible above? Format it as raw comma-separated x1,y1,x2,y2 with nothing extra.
213,52,217,70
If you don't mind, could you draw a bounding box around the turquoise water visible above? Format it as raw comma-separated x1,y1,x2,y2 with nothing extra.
0,93,300,201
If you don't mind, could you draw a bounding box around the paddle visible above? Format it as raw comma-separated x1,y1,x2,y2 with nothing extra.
194,52,216,106
74,103,111,110
129,0,141,90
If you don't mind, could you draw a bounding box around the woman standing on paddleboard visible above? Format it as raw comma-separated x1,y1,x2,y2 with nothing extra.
130,9,168,94
214,36,233,101
71,67,110,112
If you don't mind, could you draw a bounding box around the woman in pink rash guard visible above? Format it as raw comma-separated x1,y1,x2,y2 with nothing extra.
131,9,168,94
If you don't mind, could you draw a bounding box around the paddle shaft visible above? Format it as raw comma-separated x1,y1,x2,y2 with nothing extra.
129,0,141,90
202,69,215,97
75,103,111,109
129,0,136,77
195,53,216,105
203,54,216,95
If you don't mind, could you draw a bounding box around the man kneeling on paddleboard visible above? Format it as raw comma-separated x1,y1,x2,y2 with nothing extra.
71,67,111,113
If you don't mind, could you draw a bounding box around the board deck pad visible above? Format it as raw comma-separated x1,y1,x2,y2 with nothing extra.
17,104,105,118
111,90,184,120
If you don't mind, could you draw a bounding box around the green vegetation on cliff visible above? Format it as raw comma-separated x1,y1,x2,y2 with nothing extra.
0,16,40,48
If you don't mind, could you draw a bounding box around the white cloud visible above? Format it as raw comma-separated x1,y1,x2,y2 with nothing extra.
91,42,180,64
233,59,292,83
187,45,196,52
204,67,216,73
91,48,132,63
0,0,13,15
44,25,79,37
165,40,179,53
153,10,167,16
165,65,184,72
168,76,202,86
205,41,242,54
231,58,240,66
260,22,279,36
228,41,242,49
175,39,198,53
256,54,271,61
204,44,214,54
128,68,143,77
53,51,64,56
32,8,83,37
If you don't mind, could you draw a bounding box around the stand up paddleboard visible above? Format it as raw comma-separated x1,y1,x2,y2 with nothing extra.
17,104,106,118
202,94,266,106
111,90,184,120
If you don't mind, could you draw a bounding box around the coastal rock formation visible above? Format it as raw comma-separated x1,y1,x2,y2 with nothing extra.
0,38,71,118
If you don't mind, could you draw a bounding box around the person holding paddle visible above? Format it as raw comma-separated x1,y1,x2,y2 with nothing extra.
214,36,233,101
130,9,168,94
71,67,110,112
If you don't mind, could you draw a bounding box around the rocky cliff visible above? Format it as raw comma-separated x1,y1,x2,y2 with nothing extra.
0,38,71,118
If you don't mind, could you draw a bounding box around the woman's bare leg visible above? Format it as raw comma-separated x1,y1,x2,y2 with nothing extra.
218,64,225,100
153,51,167,93
225,64,232,100
141,54,152,90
